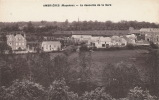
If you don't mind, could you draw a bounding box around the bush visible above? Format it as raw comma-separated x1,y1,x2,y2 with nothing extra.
126,44,135,50
102,62,141,98
47,79,78,100
127,87,158,100
0,79,45,100
150,42,158,49
63,45,77,56
79,45,89,52
81,87,114,100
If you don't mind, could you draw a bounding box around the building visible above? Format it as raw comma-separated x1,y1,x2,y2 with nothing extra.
145,33,159,44
6,32,27,51
140,28,159,33
27,41,40,53
41,41,61,52
88,36,111,48
111,36,127,47
139,28,159,44
124,34,137,44
72,35,92,41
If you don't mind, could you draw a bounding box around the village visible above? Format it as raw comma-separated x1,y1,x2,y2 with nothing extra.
0,27,159,54
1,0,159,99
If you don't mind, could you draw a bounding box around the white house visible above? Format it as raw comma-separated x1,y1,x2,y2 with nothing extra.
111,36,121,46
111,36,127,47
41,41,61,52
125,34,137,44
120,37,127,46
6,33,27,51
89,36,111,48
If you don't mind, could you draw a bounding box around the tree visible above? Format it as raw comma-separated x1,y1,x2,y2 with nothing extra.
47,79,78,100
127,87,158,100
24,21,35,33
0,79,45,100
53,54,69,80
150,41,158,49
102,62,141,98
78,45,92,82
81,87,114,100
0,42,12,54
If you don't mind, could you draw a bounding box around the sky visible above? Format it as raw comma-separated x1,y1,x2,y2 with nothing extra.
0,0,159,23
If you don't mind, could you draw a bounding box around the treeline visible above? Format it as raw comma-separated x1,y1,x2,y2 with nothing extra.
0,20,159,33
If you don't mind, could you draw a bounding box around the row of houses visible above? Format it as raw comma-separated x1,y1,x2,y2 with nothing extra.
71,34,137,48
5,32,62,53
130,28,159,45
71,28,159,48
1,28,159,54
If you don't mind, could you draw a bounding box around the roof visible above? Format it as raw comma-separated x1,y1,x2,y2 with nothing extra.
42,41,61,45
6,32,26,38
72,35,92,38
140,28,159,32
99,37,111,42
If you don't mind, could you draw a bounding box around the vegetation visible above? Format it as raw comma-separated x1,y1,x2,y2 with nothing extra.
0,79,158,100
0,20,159,33
150,41,159,49
127,87,158,100
0,42,12,54
126,44,135,50
0,48,159,99
102,62,141,98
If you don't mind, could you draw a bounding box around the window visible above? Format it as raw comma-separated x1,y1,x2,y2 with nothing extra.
102,44,105,47
147,38,150,41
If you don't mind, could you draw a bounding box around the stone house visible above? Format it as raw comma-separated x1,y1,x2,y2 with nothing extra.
140,28,159,44
111,36,127,47
6,32,27,51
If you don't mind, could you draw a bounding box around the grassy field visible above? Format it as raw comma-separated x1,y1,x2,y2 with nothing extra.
67,49,152,86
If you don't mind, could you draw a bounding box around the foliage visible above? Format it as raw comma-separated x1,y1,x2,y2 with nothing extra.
0,42,12,54
0,79,45,100
63,45,77,56
79,45,89,52
103,62,140,86
53,54,69,80
1,20,158,32
78,49,92,82
102,62,141,98
127,87,158,100
126,44,135,50
81,87,114,100
47,79,78,100
23,21,35,33
150,41,158,49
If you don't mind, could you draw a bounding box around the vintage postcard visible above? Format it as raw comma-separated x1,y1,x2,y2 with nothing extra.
0,0,159,100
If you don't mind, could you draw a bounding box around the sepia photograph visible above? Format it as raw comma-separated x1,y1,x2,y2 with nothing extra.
0,0,159,100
